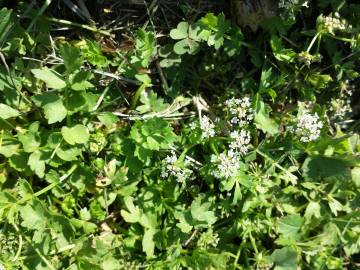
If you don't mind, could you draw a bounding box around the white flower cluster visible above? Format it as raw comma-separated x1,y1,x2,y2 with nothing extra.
329,81,353,121
329,98,352,120
320,13,349,34
199,115,215,138
229,130,251,156
279,0,309,8
211,150,240,179
290,112,323,142
161,152,193,184
225,97,253,126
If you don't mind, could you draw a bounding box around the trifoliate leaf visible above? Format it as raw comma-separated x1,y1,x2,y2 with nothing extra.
61,124,90,145
31,68,66,89
170,22,189,40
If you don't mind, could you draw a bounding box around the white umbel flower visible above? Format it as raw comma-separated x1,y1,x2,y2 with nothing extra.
200,115,215,138
161,151,193,183
293,112,323,142
211,151,240,179
229,130,251,156
225,97,253,127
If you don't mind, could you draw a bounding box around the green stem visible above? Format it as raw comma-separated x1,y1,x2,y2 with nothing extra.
12,223,56,270
306,32,321,53
32,164,78,199
325,34,354,43
45,17,112,36
255,149,297,181
249,234,259,254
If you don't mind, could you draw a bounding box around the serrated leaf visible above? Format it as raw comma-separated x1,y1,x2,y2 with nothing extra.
31,68,66,89
136,90,169,114
302,156,352,182
278,214,303,240
121,196,141,223
61,124,90,145
70,70,93,91
18,128,41,153
59,42,82,74
190,197,217,226
32,92,67,124
0,103,20,119
28,150,46,178
97,112,118,127
56,144,82,161
269,247,297,270
20,200,47,230
304,201,321,221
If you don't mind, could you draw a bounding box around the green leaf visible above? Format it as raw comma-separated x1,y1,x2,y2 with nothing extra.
59,42,82,74
136,90,169,114
254,96,279,135
302,156,352,182
97,112,119,127
0,103,20,119
0,8,16,46
269,247,297,270
31,68,66,89
270,35,296,63
121,196,141,223
304,201,321,221
277,214,303,240
0,131,20,157
143,229,156,258
173,38,199,55
170,22,189,40
28,150,46,178
20,200,47,230
70,70,94,91
56,144,82,161
190,196,217,226
32,92,67,124
61,124,90,145
18,126,41,153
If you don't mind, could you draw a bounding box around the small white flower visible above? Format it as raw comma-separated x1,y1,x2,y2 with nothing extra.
200,115,215,138
229,130,251,155
225,97,253,127
292,112,323,142
211,151,240,179
189,122,197,130
161,151,193,183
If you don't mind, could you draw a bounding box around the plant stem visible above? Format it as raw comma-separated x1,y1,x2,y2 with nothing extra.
45,17,112,37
